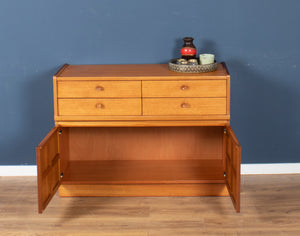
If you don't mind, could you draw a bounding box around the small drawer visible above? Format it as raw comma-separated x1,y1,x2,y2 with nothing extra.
57,81,141,98
58,99,141,116
142,80,226,98
143,98,227,116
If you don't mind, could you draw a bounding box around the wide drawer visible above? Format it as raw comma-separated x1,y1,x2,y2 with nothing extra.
143,98,227,116
142,80,226,97
57,81,141,98
58,99,141,116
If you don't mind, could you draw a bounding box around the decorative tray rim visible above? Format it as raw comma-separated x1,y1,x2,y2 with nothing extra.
168,58,218,73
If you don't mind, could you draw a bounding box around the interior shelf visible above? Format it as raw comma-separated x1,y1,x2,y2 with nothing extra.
62,159,225,185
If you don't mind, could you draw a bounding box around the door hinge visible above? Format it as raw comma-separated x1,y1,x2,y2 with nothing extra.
224,172,227,178
60,172,64,178
58,130,62,135
224,128,227,135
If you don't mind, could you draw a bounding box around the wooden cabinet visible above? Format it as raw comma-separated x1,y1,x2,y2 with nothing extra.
36,63,241,213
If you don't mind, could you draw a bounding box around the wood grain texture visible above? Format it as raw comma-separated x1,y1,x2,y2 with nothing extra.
57,80,141,98
226,75,231,119
142,80,226,98
53,77,58,120
53,63,69,78
61,160,225,184
1,175,300,235
59,183,229,197
56,63,229,80
54,114,230,122
36,127,61,213
55,120,230,127
67,127,223,161
58,98,141,116
142,98,227,116
59,127,69,175
53,63,230,126
225,126,241,213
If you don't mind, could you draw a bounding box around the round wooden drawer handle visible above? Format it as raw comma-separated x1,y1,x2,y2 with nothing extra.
96,86,104,91
181,85,189,90
181,103,190,108
95,103,105,109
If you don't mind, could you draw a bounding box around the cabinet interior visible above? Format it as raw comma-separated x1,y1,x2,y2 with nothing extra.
59,126,226,185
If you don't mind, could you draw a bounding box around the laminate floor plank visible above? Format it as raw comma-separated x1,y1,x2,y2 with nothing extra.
0,175,300,235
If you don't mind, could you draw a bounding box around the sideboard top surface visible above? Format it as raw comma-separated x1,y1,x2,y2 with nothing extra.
55,63,229,80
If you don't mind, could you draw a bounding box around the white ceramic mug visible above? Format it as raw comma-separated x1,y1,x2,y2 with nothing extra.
199,54,215,65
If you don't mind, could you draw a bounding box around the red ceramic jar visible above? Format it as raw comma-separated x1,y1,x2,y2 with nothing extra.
180,37,197,60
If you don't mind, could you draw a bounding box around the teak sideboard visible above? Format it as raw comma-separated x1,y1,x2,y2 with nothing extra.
36,63,241,213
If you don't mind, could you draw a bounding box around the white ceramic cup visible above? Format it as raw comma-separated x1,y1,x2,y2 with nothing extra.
199,54,215,65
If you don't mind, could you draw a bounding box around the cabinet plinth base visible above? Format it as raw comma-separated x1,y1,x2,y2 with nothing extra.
58,183,229,197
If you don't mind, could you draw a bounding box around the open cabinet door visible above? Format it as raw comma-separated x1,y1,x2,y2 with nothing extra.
224,126,241,213
36,127,61,213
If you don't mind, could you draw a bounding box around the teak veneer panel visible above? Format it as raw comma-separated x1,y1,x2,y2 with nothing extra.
142,80,227,97
56,64,229,80
36,127,61,213
55,120,230,127
142,98,227,116
58,98,141,116
62,160,225,184
66,127,223,161
59,183,229,197
57,80,141,98
53,63,230,125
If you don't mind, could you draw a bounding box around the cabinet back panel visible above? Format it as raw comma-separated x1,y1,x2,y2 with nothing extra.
67,127,223,161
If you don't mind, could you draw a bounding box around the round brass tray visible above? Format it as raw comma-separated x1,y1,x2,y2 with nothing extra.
168,59,218,73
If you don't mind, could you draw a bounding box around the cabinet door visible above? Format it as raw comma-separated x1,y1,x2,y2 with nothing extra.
224,126,241,212
36,127,61,213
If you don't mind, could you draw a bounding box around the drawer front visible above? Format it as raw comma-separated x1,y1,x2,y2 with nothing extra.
57,81,141,98
142,80,226,98
143,98,227,116
58,99,141,116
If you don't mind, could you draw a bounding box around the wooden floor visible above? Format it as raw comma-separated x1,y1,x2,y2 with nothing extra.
0,175,300,236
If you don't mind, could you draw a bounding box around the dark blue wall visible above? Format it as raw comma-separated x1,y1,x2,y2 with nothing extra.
1,0,299,165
